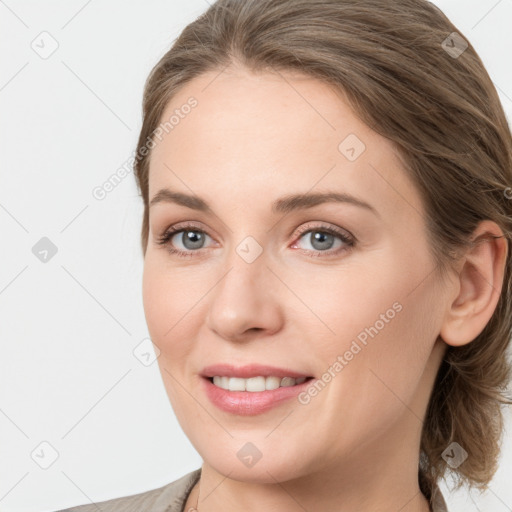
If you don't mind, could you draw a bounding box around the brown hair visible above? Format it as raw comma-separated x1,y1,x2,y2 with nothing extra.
134,0,512,500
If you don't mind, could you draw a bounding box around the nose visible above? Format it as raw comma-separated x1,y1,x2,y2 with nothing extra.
205,253,284,343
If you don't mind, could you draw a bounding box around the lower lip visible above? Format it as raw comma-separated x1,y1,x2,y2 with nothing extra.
201,376,315,416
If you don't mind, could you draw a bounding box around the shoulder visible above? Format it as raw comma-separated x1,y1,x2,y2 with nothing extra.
55,468,202,512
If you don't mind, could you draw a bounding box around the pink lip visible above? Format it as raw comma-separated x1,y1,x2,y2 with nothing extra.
200,363,312,379
201,375,314,416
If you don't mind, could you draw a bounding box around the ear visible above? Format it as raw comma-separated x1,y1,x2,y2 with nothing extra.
440,220,509,347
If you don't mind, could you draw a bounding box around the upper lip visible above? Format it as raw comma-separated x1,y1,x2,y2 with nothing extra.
201,363,312,379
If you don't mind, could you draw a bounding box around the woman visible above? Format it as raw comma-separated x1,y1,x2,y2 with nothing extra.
58,0,512,511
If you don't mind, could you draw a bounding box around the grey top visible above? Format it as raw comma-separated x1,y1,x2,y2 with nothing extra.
56,467,449,512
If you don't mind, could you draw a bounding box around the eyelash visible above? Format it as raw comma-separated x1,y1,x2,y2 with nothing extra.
156,221,356,259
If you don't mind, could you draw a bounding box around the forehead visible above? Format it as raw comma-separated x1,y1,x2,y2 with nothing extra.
147,66,423,222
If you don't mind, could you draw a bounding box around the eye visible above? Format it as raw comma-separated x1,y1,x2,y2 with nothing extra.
291,222,355,258
156,222,214,258
156,221,356,259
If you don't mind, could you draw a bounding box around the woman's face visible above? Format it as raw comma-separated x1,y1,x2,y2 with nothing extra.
142,65,451,482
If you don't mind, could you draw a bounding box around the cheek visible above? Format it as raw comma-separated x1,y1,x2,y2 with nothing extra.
142,256,213,370
304,252,440,392
142,258,190,366
142,260,170,340
142,260,199,414
329,276,441,420
143,256,194,337
283,256,404,355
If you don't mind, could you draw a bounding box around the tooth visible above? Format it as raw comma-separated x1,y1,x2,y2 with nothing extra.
246,376,266,392
228,377,246,391
211,376,307,391
265,376,281,390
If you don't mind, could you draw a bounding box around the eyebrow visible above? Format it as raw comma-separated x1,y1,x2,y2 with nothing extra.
149,188,380,217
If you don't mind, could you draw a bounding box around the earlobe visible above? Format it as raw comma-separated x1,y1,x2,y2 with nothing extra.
440,220,508,347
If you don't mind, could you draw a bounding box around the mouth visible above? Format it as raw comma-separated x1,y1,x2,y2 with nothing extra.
200,373,316,416
199,364,315,414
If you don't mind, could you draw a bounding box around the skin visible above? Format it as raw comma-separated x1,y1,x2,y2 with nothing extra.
142,63,508,512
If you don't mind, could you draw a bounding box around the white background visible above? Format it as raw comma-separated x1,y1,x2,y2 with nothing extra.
0,1,511,511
